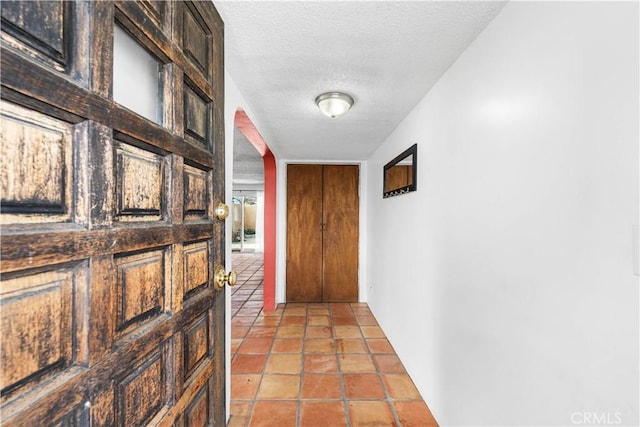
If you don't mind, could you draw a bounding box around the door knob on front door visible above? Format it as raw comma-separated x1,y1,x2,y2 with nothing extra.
214,265,237,290
215,203,229,220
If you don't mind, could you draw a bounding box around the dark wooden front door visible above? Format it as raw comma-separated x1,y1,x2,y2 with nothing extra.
286,164,359,302
0,1,226,425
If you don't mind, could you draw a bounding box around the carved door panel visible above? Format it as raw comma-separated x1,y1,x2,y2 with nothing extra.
0,1,226,425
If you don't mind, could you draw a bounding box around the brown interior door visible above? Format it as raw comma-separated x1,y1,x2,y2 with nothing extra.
323,165,359,302
286,164,324,302
286,164,359,303
0,1,226,425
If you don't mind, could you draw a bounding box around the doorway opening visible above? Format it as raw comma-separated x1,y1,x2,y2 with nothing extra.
232,109,277,311
232,192,263,253
230,117,265,335
230,109,277,395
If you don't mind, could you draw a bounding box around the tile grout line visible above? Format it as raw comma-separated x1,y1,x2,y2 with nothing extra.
240,271,258,427
359,304,404,427
230,255,266,427
249,304,273,425
295,306,309,427
333,304,354,427
231,254,435,426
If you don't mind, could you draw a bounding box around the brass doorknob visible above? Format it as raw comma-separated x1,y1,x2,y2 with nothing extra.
214,265,237,290
215,203,229,220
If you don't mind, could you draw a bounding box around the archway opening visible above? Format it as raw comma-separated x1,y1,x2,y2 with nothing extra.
233,109,276,311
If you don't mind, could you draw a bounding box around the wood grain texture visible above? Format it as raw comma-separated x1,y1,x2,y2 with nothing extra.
115,1,213,99
323,165,359,302
117,349,166,426
183,81,211,150
163,63,182,135
183,164,209,220
83,120,114,228
170,154,185,225
89,256,115,365
138,0,167,28
114,248,167,334
183,313,209,381
0,101,72,224
184,383,210,427
1,269,72,397
182,4,209,73
86,1,113,97
0,1,225,425
1,49,215,169
211,282,226,426
115,142,165,221
286,164,359,303
1,262,89,404
183,240,209,297
156,355,215,427
1,224,214,274
286,164,324,302
0,0,67,70
1,289,216,424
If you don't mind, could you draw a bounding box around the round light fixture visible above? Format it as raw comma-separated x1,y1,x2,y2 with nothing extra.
315,92,354,118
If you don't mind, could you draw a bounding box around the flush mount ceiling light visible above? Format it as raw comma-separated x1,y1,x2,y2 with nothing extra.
315,92,354,118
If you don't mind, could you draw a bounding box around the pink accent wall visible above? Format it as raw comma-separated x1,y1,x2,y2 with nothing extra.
234,110,277,311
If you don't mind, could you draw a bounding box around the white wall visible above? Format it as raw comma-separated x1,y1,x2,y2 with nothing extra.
224,71,270,420
366,2,639,426
255,191,265,253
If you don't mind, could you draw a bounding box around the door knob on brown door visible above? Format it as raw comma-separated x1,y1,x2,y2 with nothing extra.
215,203,229,220
214,265,237,290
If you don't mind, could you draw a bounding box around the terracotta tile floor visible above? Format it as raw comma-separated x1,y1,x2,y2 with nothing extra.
229,252,438,427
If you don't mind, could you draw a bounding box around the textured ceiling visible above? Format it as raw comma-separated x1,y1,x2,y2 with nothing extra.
215,1,506,161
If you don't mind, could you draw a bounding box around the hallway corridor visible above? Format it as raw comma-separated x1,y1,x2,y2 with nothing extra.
229,253,438,426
